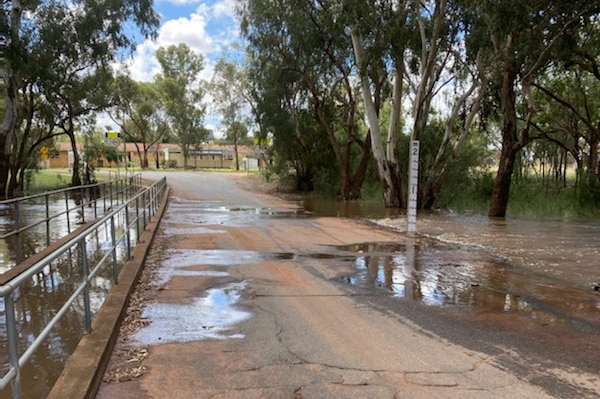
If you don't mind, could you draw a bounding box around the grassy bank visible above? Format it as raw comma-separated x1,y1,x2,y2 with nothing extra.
26,170,72,194
446,173,600,219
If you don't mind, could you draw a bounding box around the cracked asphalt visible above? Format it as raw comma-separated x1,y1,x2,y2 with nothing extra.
95,172,598,399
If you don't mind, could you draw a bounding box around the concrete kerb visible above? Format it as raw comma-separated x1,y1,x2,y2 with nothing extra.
46,186,171,399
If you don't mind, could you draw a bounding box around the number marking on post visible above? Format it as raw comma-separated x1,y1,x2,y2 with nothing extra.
407,140,419,233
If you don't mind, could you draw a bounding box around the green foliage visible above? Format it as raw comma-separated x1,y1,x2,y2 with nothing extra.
575,172,600,209
110,76,170,168
0,0,160,198
161,159,177,169
445,171,600,218
238,0,600,216
210,56,252,150
155,44,208,168
25,172,69,195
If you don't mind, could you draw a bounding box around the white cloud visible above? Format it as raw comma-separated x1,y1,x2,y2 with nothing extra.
159,14,214,53
124,41,160,82
213,0,237,18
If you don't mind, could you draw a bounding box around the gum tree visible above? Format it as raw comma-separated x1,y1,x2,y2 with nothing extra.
0,0,158,198
239,0,372,198
110,76,170,169
461,0,600,217
210,57,250,171
155,44,208,169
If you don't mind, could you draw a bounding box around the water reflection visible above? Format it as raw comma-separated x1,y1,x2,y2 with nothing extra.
0,219,133,399
338,240,600,331
165,196,307,227
133,281,252,344
0,192,125,271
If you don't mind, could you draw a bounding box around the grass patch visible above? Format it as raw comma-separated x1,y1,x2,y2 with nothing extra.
446,173,600,218
26,171,71,194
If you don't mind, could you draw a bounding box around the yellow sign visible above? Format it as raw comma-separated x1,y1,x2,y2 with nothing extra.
105,131,119,139
40,146,48,159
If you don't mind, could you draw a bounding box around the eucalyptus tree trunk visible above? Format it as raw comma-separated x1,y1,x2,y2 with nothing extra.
350,29,403,208
411,0,445,142
0,67,17,199
489,64,522,218
0,0,23,199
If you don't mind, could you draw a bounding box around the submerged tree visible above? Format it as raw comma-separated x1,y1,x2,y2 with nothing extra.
460,0,600,217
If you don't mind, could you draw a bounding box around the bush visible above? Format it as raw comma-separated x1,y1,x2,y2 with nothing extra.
161,160,177,169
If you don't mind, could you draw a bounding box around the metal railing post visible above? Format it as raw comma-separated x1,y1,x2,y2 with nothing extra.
102,184,107,213
79,187,85,224
80,239,92,333
109,181,114,210
135,197,140,243
5,294,22,399
93,186,98,219
125,203,132,259
110,215,119,284
65,191,71,234
142,191,148,230
151,184,157,217
45,194,51,247
14,202,22,264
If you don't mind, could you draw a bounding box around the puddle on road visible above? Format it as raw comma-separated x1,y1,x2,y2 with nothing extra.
161,226,227,235
134,281,252,344
337,241,600,331
165,197,307,227
155,249,295,285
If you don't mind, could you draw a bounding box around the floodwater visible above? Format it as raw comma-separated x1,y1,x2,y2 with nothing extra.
303,198,600,344
0,196,106,271
0,210,133,399
303,197,600,290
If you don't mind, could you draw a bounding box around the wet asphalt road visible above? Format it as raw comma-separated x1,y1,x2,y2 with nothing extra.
97,171,599,399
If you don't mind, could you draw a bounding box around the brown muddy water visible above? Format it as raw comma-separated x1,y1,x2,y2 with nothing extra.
303,197,600,340
1,194,600,398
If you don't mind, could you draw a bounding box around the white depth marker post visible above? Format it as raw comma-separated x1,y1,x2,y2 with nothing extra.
407,140,420,233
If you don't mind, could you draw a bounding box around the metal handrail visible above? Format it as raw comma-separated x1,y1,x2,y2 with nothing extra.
0,176,167,399
0,174,143,265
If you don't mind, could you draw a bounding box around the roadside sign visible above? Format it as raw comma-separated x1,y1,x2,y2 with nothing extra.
40,146,48,159
105,138,121,147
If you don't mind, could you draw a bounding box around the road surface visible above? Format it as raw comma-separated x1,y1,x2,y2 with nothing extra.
96,171,598,399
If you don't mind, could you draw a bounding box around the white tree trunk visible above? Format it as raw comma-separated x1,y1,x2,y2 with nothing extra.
350,28,402,207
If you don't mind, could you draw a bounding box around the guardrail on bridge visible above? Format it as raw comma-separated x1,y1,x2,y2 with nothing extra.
0,174,142,265
0,176,167,399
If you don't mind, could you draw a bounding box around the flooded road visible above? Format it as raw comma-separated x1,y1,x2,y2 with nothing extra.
97,172,599,399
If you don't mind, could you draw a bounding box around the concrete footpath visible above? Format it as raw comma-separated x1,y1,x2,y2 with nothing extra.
46,187,170,399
